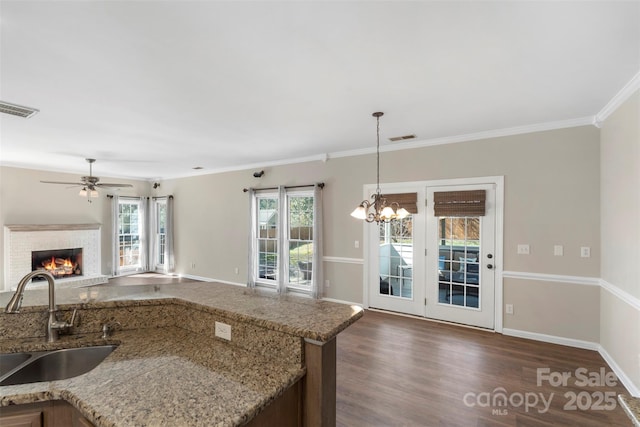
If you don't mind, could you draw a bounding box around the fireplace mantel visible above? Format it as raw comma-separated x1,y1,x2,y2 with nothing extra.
4,224,108,291
5,224,101,232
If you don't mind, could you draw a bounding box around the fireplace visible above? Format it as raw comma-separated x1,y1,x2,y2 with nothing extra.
4,224,108,291
31,248,83,279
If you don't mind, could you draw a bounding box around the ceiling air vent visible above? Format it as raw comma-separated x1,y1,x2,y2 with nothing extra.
389,134,416,142
0,101,39,118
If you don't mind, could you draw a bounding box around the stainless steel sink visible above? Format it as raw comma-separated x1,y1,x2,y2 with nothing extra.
0,345,117,386
0,352,31,376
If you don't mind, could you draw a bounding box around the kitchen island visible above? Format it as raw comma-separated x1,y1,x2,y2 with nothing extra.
0,281,363,426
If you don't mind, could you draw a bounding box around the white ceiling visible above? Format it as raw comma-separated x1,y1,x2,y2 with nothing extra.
1,1,639,180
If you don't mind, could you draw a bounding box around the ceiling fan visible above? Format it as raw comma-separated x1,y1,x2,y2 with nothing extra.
41,158,133,202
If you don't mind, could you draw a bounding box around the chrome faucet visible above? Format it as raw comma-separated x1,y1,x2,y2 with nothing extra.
5,270,77,342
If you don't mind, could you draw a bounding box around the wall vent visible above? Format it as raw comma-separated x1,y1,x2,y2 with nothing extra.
0,101,39,118
389,134,416,142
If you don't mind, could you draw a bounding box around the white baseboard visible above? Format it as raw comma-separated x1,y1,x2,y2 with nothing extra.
503,327,640,397
598,344,640,398
177,274,246,287
502,328,599,350
322,297,363,307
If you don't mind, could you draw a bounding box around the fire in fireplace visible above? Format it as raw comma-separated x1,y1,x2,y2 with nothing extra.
31,248,83,279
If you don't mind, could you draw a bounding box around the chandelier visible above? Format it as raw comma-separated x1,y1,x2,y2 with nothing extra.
351,112,409,223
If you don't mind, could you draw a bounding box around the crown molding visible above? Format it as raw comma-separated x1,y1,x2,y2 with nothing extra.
328,116,595,160
595,70,640,126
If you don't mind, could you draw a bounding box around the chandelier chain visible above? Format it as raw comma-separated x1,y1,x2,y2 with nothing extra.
376,113,381,195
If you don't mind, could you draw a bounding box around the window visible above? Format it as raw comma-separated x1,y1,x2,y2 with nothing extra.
118,199,142,271
287,193,314,289
257,194,279,284
252,189,317,294
155,198,167,267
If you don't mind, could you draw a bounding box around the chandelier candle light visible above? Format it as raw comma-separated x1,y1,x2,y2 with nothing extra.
351,112,409,224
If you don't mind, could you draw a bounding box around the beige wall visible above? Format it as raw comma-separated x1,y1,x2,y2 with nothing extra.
2,126,601,305
600,90,640,391
0,166,149,279
600,91,640,298
2,117,636,391
158,126,604,345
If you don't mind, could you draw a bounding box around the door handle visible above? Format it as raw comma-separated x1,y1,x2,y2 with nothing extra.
487,264,494,269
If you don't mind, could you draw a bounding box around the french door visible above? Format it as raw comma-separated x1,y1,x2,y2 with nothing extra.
425,184,496,329
367,179,500,330
368,207,425,316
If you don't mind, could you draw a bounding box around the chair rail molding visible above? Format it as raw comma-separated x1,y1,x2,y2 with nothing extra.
600,278,640,311
322,256,364,265
503,270,640,312
502,270,600,286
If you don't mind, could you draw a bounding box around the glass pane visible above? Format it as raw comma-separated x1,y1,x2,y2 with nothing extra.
437,215,481,309
289,196,313,243
258,197,278,237
379,216,413,299
451,285,465,306
466,286,479,308
438,282,449,303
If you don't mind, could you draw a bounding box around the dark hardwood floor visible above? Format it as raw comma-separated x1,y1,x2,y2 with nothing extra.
336,310,631,427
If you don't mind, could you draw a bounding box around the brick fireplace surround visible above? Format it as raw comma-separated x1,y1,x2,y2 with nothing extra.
4,224,108,292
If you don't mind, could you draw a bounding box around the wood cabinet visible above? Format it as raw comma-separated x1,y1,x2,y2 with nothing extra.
0,410,43,427
0,401,93,427
245,379,301,427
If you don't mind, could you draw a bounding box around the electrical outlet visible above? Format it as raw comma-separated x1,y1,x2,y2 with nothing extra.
506,304,514,315
190,262,196,269
517,244,530,255
554,245,563,256
215,321,231,341
325,279,330,288
234,267,239,275
354,240,360,249
581,247,591,258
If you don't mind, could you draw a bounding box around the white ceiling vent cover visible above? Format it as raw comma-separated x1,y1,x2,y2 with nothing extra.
0,101,39,118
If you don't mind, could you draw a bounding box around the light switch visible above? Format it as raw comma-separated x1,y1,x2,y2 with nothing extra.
581,247,591,258
554,245,563,256
517,244,530,255
354,240,359,249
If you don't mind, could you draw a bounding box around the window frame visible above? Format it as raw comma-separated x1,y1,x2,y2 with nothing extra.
252,188,316,294
255,192,280,289
153,198,167,270
117,197,143,273
285,190,315,293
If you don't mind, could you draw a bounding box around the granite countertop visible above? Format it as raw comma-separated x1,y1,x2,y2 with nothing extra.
0,281,363,426
619,395,640,427
0,281,364,343
1,327,305,426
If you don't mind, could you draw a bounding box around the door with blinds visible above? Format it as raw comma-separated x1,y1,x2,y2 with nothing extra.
425,184,496,329
368,191,425,316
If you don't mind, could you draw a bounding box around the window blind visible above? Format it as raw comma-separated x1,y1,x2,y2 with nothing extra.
383,192,418,214
433,190,486,216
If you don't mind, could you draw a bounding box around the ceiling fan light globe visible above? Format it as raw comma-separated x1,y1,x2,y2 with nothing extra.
78,188,87,197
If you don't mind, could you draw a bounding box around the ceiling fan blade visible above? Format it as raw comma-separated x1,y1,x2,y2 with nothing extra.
95,183,134,188
40,180,85,185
